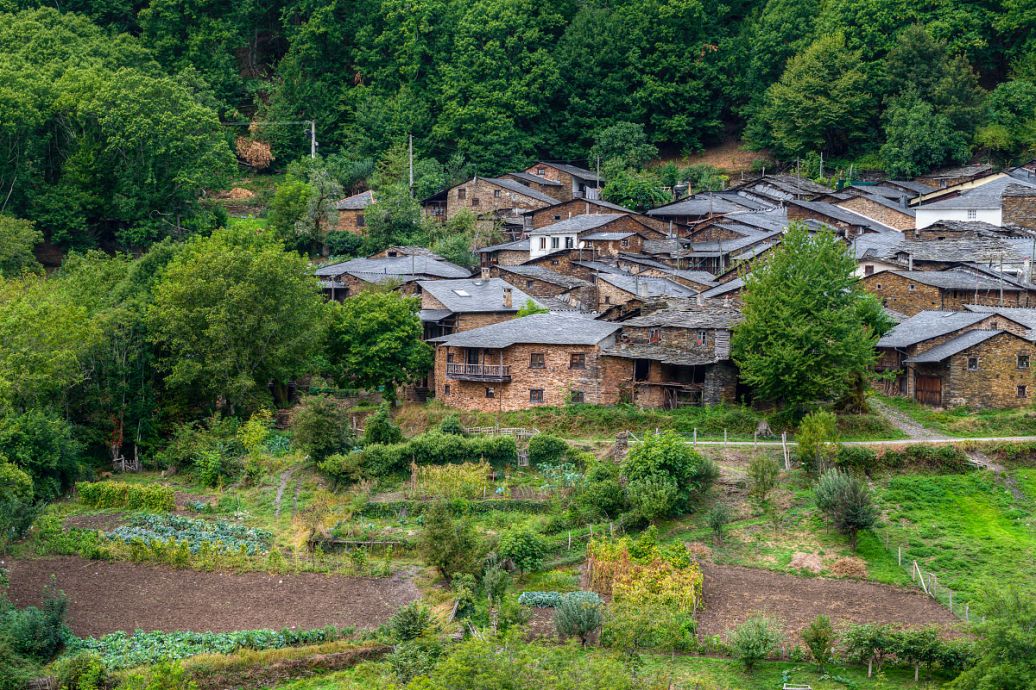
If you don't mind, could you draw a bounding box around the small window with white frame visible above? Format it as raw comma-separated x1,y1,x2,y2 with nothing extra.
967,209,977,220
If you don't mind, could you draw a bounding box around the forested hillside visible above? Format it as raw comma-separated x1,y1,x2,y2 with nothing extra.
2,0,1035,249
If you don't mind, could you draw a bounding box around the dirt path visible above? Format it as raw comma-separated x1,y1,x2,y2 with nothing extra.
6,557,420,637
697,564,958,643
868,398,947,441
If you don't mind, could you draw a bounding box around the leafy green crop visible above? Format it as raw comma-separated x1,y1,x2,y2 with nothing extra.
107,514,272,555
517,591,602,608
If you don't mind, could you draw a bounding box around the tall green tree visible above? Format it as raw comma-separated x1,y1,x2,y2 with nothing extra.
880,92,970,178
0,216,42,277
951,588,1036,690
732,224,885,412
148,228,325,412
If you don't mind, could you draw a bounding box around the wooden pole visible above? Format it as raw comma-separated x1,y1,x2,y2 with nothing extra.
781,432,790,470
723,429,727,448
693,428,697,448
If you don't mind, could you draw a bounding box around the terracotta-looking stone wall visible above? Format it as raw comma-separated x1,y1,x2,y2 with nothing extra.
860,272,1029,316
502,173,568,203
433,342,620,411
335,209,367,233
837,196,914,231
909,332,1034,408
596,280,637,311
446,179,551,220
1003,192,1036,230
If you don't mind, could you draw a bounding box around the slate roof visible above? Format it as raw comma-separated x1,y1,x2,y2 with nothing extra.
700,278,744,298
582,231,638,240
507,171,563,186
600,344,721,366
646,195,748,217
315,255,470,279
482,177,558,204
919,176,1036,210
922,164,994,180
570,260,633,275
789,199,896,232
528,214,627,235
904,330,1004,363
549,163,603,183
887,270,1024,291
877,311,991,348
884,237,1036,265
430,313,621,348
842,191,916,217
334,190,375,210
418,278,539,313
642,239,689,257
964,305,1036,331
621,298,742,329
596,273,697,298
419,309,452,322
887,180,935,195
477,238,531,254
495,265,592,289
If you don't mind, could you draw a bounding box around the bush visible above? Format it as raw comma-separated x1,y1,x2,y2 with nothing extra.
528,434,569,466
574,461,626,521
2,585,69,661
623,431,716,518
498,527,546,574
76,481,175,512
626,475,679,522
388,637,443,683
0,460,35,547
747,454,780,505
517,591,602,608
418,502,484,582
363,403,403,446
291,395,352,461
194,450,226,487
116,660,197,690
53,651,107,690
438,414,464,435
834,446,877,473
728,616,782,671
797,410,838,474
879,444,970,473
325,231,363,258
317,452,364,487
0,409,82,499
814,469,878,550
554,594,603,646
388,603,437,642
802,615,835,669
705,503,733,544
361,432,517,478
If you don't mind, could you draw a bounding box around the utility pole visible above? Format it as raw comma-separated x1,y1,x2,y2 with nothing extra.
310,120,316,159
408,133,415,198
819,151,824,179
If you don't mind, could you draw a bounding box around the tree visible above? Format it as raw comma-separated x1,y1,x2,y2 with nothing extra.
796,410,839,474
575,461,627,520
295,169,343,251
360,189,428,255
589,122,657,170
363,403,404,445
291,395,353,461
705,503,732,544
802,615,835,670
516,300,549,317
813,468,877,550
148,228,325,412
555,596,603,646
893,627,941,683
269,179,313,247
0,459,34,549
728,616,782,671
325,290,433,401
843,623,896,678
497,526,546,574
623,431,717,518
732,224,883,414
0,409,81,500
602,169,669,212
747,453,781,506
418,502,483,583
950,588,1036,689
880,92,969,178
0,216,42,277
749,32,875,156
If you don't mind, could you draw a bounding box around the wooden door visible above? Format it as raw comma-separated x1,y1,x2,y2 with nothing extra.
914,374,942,406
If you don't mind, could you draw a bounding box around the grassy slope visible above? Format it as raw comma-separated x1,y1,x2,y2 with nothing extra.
878,394,1036,437
874,469,1036,607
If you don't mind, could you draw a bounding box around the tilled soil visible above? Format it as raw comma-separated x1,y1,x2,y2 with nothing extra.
5,556,420,637
697,564,959,643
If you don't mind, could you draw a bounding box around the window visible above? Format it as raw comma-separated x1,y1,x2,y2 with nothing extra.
604,295,611,304
530,389,544,403
570,391,585,403
443,384,451,396
1019,385,1028,398
551,237,560,249
539,237,547,250
698,330,708,346
485,387,495,399
356,214,365,228
530,352,545,369
1019,354,1030,369
908,283,916,291
553,215,561,221
967,209,977,220
494,189,501,198
864,265,874,276
537,167,546,176
967,356,979,371
621,238,630,248
550,259,559,266
458,188,467,200
570,353,586,369
991,321,999,329
471,197,480,207
526,280,534,289
452,289,471,297
565,237,574,249
648,328,661,343
446,352,454,363
876,283,883,290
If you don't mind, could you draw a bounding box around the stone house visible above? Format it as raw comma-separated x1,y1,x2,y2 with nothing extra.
833,189,916,231
726,174,833,206
786,199,896,236
519,162,605,201
314,251,470,300
526,198,666,233
528,214,662,260
914,176,1036,229
491,265,594,304
600,298,742,407
594,273,696,312
876,310,1036,407
417,278,539,339
645,194,752,229
430,314,623,411
916,164,995,190
614,255,719,292
860,269,1035,316
334,190,375,233
443,177,556,221
477,238,531,269
1003,184,1036,230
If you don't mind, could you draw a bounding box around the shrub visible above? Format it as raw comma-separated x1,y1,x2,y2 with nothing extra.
879,445,970,473
554,594,603,646
418,502,484,582
388,637,443,683
528,434,569,466
116,660,197,690
291,395,352,461
842,623,896,678
0,460,35,547
705,503,733,544
363,403,403,446
747,453,780,505
361,432,517,478
3,585,69,661
626,475,679,522
814,469,878,550
409,462,489,500
834,446,877,473
498,526,546,574
76,481,175,512
194,449,225,487
802,615,835,669
388,603,437,642
317,452,364,487
0,409,82,499
623,431,716,517
237,409,273,455
53,651,107,690
797,410,838,474
728,616,782,671
517,591,602,608
438,414,464,435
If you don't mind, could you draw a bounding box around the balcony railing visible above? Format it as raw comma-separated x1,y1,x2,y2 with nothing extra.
446,363,512,382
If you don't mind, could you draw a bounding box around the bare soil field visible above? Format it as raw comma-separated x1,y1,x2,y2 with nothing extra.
6,556,420,636
697,564,959,642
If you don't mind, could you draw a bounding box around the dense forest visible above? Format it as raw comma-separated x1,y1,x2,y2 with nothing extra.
1,0,1036,248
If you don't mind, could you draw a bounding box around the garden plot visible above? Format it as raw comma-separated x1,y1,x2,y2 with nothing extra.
6,556,420,636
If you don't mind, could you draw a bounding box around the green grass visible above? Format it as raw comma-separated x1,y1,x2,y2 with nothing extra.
226,216,270,231
875,471,1036,607
878,394,1036,438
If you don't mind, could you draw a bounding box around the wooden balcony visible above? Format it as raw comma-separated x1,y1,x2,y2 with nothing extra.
446,363,511,382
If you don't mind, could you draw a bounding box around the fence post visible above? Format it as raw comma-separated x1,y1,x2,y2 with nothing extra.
568,531,572,550
898,545,902,566
693,428,697,448
754,431,758,448
949,591,953,612
965,603,969,622
724,429,728,448
781,432,790,470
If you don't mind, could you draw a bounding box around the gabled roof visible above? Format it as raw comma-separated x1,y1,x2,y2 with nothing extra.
507,171,563,186
528,214,627,235
788,199,896,232
884,270,1024,291
596,273,696,298
477,238,530,254
918,176,1036,210
921,164,994,180
480,177,558,204
904,330,1004,363
431,313,620,348
877,311,991,348
700,278,744,298
646,195,748,218
334,190,375,210
534,162,602,183
964,305,1036,330
315,255,470,279
886,180,935,195
418,278,539,313
582,231,638,241
495,264,592,289
621,298,742,329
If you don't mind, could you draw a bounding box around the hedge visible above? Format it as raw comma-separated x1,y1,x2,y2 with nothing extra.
76,481,175,512
517,591,602,608
358,498,549,518
834,445,972,474
361,432,517,477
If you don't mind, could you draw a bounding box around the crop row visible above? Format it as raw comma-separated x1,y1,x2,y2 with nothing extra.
107,514,273,554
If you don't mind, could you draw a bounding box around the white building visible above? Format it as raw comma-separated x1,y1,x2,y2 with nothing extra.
915,176,1036,228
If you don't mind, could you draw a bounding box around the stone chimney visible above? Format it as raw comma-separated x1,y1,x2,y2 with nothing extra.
636,277,649,299
503,286,513,309
481,266,490,280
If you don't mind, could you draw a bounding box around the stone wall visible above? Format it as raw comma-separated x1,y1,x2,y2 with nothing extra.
335,209,366,233
596,280,636,311
837,196,914,231
912,332,1035,408
446,178,550,221
860,272,1029,316
1003,190,1036,230
502,173,568,202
